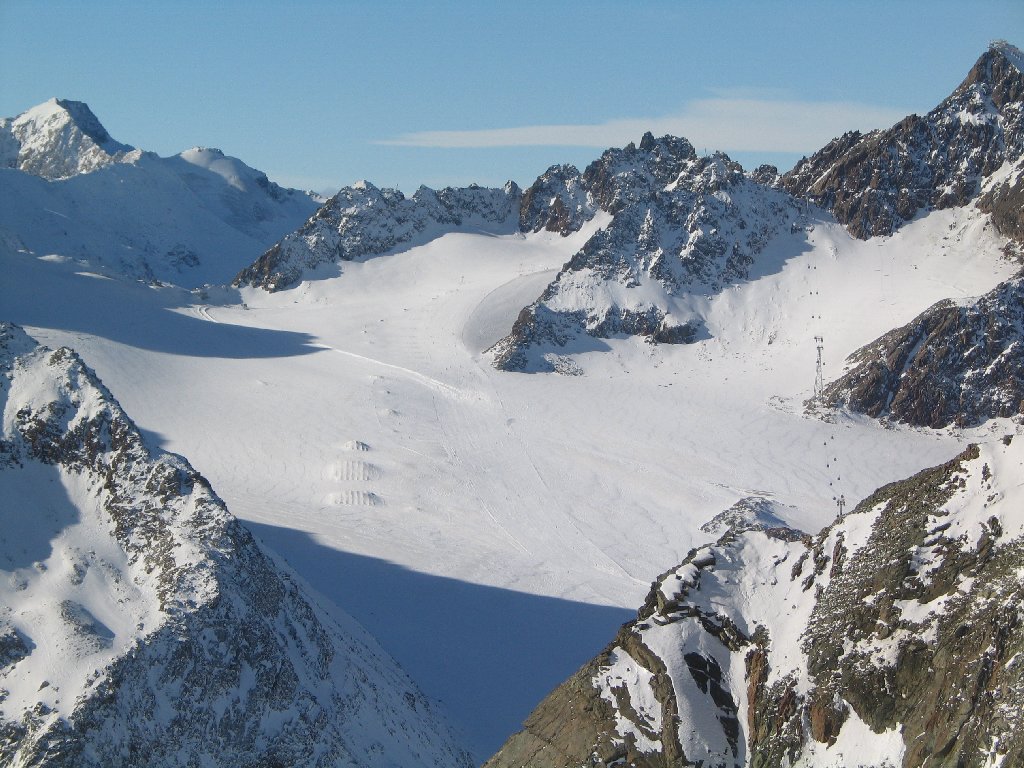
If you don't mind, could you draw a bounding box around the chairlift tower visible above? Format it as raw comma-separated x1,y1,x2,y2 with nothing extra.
814,336,825,405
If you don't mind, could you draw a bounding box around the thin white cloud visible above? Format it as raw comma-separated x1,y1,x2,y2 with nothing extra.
377,97,909,155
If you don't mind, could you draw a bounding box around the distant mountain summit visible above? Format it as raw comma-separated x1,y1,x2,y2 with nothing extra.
0,98,135,180
0,323,473,767
518,132,699,235
781,41,1024,239
0,99,319,286
217,42,1024,388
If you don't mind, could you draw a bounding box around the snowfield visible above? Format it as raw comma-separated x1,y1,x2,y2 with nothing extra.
2,189,1016,756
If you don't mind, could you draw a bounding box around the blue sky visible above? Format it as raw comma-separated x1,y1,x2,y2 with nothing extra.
2,1,1022,194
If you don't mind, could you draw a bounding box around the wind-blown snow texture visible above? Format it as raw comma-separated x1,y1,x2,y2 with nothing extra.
0,100,319,286
485,439,1024,768
0,323,472,768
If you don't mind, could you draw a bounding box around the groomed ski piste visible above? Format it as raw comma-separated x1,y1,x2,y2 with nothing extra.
2,187,1017,757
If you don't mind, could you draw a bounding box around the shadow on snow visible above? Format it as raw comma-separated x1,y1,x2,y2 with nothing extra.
244,520,634,762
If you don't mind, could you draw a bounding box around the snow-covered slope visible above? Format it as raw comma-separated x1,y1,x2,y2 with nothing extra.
782,41,1024,239
7,189,1014,757
0,100,319,286
234,180,522,291
0,323,472,767
0,99,134,180
485,437,1024,768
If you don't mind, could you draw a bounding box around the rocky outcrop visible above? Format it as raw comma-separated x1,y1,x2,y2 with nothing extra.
822,274,1024,428
977,155,1024,244
234,180,521,291
486,439,1024,767
0,323,473,767
518,132,698,236
781,41,1024,239
0,99,135,180
518,164,596,235
492,150,801,371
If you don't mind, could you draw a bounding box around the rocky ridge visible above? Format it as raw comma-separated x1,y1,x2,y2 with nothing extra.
233,180,521,291
491,145,802,371
821,270,1024,429
485,439,1024,768
781,41,1024,240
0,323,473,767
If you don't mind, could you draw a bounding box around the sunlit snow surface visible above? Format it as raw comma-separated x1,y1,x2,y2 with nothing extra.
1,199,1017,757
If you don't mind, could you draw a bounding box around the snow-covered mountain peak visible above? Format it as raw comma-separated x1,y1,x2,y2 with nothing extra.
0,322,474,766
968,40,1024,85
0,100,321,287
782,41,1024,239
989,39,1024,71
172,145,296,199
0,98,134,180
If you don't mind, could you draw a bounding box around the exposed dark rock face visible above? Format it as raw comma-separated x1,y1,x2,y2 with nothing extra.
822,274,1024,428
0,323,473,768
977,156,1024,243
782,42,1024,239
519,164,595,235
493,151,800,371
234,180,521,291
486,440,1024,768
518,132,698,237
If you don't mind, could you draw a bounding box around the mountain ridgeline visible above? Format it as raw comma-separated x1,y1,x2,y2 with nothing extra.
781,41,1024,240
0,99,319,286
233,43,1024,384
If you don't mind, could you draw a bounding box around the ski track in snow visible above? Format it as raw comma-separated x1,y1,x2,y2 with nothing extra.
312,342,467,398
5,205,1019,758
